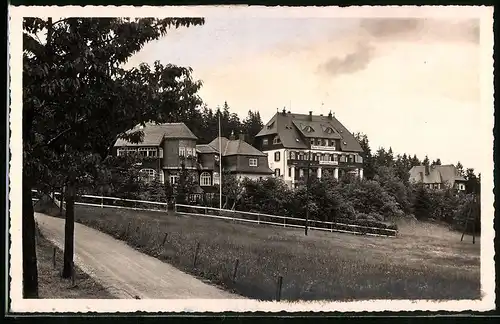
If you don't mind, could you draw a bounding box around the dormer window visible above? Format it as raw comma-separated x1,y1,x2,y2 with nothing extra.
273,136,281,144
267,122,275,129
325,127,334,134
305,126,314,132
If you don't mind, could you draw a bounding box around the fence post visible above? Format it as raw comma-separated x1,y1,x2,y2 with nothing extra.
276,276,283,301
331,222,333,232
283,217,286,228
258,213,260,225
232,259,239,282
193,242,200,268
71,261,76,286
101,195,104,208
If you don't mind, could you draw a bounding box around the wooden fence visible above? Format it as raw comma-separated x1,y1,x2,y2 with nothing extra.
174,204,397,238
31,190,397,237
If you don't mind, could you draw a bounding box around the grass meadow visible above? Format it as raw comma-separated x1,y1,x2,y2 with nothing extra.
45,204,480,301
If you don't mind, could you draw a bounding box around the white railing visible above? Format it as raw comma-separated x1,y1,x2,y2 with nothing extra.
31,189,169,213
174,204,397,238
31,190,397,237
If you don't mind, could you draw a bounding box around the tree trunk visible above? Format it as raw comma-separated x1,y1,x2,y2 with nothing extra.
62,183,75,278
22,175,39,298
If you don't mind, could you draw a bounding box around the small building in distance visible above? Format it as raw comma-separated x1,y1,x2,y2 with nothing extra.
409,164,467,191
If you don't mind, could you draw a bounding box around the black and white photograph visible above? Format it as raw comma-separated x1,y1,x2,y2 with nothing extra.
8,5,494,313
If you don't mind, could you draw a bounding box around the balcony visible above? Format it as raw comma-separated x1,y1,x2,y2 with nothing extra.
310,145,337,151
318,160,339,166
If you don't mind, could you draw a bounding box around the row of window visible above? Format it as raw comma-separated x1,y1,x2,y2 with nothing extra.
309,138,336,147
274,167,354,179
117,147,163,157
141,169,220,187
262,136,337,148
262,136,281,146
273,151,362,163
179,147,196,157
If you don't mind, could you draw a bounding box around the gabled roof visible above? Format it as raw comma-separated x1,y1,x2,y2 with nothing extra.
409,164,466,186
196,144,218,154
209,137,267,157
256,112,363,152
114,122,197,147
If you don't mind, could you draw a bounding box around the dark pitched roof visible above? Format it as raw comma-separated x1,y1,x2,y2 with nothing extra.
256,112,363,152
114,122,197,147
208,137,267,157
225,163,274,175
409,164,466,186
196,144,218,154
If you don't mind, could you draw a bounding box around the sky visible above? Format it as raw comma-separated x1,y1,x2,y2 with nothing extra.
125,15,484,170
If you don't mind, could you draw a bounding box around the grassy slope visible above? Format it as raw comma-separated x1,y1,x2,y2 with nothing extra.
36,225,114,299
48,205,480,301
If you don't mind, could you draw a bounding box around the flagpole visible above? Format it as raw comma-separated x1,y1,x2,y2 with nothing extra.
218,110,222,210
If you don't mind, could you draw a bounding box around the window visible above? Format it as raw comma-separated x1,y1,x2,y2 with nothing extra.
159,148,164,158
322,139,327,146
186,147,192,157
324,154,330,161
139,169,157,182
310,138,315,145
339,155,345,162
179,147,186,157
169,175,180,185
329,140,335,147
298,153,304,160
200,172,212,186
290,151,296,160
326,127,334,134
138,147,158,157
275,168,281,177
288,167,292,177
299,169,304,178
316,138,322,145
213,172,220,185
117,148,126,156
273,136,281,144
138,148,148,157
249,158,258,167
315,154,320,161
263,138,269,146
274,151,280,162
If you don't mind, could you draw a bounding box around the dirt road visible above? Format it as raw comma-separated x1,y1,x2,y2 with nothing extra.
35,213,242,299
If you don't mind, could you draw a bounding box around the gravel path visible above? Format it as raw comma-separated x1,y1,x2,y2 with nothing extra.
35,213,242,299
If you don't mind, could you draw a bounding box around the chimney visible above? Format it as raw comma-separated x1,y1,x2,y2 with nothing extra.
239,132,245,142
308,111,313,121
328,111,333,120
282,107,287,115
229,130,235,140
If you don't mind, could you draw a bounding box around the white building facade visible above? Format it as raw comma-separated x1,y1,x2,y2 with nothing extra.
256,110,365,188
